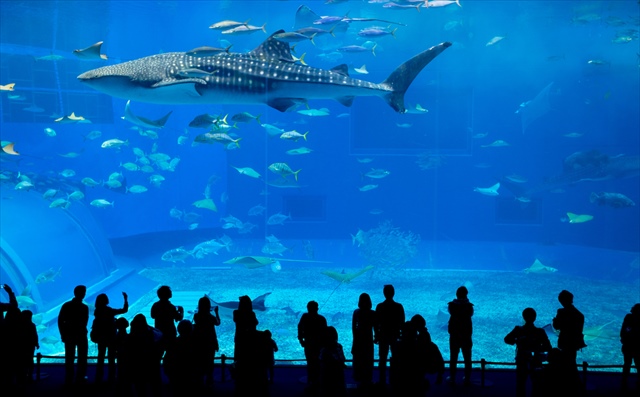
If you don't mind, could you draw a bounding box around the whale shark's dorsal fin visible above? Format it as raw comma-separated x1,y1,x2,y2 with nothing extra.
249,30,294,62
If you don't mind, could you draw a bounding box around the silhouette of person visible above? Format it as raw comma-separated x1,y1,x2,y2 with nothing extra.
58,285,89,386
447,285,474,386
192,295,220,388
17,309,39,385
233,295,258,393
351,292,377,390
127,313,163,397
113,317,131,394
92,291,128,384
0,284,18,388
375,284,405,386
298,300,328,390
264,329,278,384
164,319,197,396
320,326,346,397
411,314,444,389
620,303,640,392
150,285,184,354
552,290,585,374
504,307,552,397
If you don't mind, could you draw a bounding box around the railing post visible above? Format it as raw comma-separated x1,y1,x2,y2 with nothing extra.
481,358,486,387
582,361,588,391
36,352,42,382
220,354,226,383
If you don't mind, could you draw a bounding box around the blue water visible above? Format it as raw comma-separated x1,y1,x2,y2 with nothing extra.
1,1,639,363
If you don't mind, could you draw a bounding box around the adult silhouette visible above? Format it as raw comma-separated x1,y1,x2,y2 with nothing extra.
164,319,197,396
620,303,640,392
552,290,585,374
298,300,328,390
375,284,405,386
447,285,474,386
193,295,221,388
0,284,18,388
58,285,89,386
150,285,184,354
504,307,552,397
351,292,377,390
92,291,128,384
233,295,258,394
18,309,39,384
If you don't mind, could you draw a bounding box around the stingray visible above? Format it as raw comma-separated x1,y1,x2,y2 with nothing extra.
520,82,553,133
524,259,558,274
584,321,618,341
224,255,331,269
203,292,271,318
321,265,374,283
73,41,108,60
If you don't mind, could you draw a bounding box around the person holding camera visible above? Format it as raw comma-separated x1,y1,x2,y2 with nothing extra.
150,285,184,355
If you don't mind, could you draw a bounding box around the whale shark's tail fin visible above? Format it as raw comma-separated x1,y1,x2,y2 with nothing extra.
381,42,451,113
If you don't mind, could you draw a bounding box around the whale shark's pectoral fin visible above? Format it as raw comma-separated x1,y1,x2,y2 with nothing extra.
267,98,306,112
150,79,205,98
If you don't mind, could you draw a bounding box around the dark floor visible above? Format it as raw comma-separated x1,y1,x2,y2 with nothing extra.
9,363,637,397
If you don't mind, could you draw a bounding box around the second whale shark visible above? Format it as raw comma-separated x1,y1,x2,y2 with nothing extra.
78,30,451,113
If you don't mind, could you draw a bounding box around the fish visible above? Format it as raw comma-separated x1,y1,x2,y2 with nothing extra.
566,212,594,224
351,229,366,247
321,266,374,283
35,54,64,61
473,182,500,196
523,259,558,274
35,267,62,284
589,192,635,208
209,19,249,30
364,169,390,179
192,198,218,212
24,105,45,113
50,198,71,209
0,83,15,91
231,111,261,124
221,23,267,35
77,33,451,113
90,199,114,208
101,138,128,149
269,163,301,180
194,132,241,148
14,181,34,191
481,140,510,148
121,100,172,129
81,177,101,187
84,130,102,141
161,247,193,263
231,166,261,179
185,45,231,57
73,41,108,60
486,36,506,46
267,212,291,225
280,130,308,141
127,185,148,194
424,0,462,8
359,184,378,191
286,147,313,155
248,204,266,216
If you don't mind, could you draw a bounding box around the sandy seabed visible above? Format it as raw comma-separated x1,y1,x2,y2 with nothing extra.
137,265,639,368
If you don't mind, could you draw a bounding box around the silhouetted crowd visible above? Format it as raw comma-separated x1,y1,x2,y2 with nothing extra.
1,282,639,397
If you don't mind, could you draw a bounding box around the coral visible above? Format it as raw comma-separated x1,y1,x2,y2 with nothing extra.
358,220,420,268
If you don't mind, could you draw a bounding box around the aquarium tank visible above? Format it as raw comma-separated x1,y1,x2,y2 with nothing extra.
0,1,638,368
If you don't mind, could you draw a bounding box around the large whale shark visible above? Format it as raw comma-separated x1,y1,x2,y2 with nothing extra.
78,30,451,113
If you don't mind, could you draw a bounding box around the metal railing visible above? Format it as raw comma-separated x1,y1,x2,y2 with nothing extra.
34,352,634,385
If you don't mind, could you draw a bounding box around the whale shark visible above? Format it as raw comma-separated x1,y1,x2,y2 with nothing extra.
78,31,451,113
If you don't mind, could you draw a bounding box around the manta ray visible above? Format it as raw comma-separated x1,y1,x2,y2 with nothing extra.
78,31,450,113
502,150,640,199
202,292,271,318
321,266,374,283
